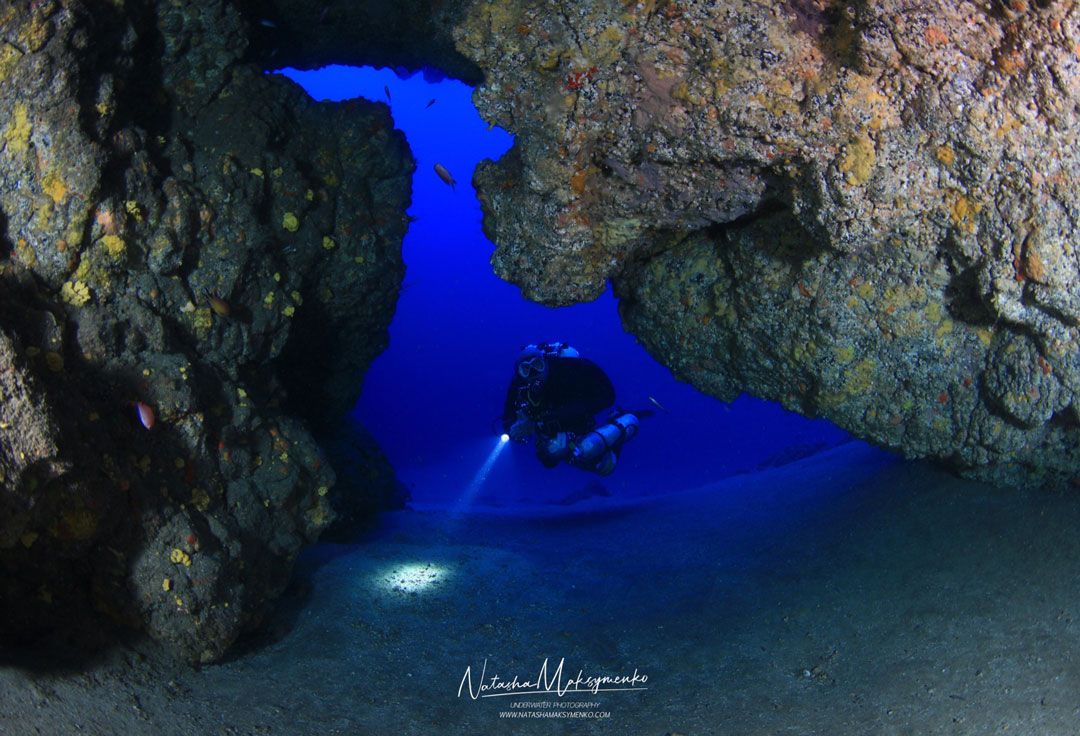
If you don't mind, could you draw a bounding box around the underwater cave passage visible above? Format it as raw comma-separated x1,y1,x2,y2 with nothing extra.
278,64,859,510
7,2,1079,728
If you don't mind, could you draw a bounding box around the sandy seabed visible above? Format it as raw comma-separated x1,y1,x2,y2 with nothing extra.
3,443,1080,735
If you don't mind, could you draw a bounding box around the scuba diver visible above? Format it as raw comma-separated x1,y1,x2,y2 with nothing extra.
501,343,642,476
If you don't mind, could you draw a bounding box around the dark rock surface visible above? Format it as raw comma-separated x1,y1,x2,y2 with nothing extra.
445,0,1080,485
314,416,409,543
233,0,481,85
0,0,412,661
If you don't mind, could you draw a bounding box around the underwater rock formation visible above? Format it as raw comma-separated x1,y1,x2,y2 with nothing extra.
315,417,410,542
236,0,482,85
0,1,411,661
3,0,1077,664
448,0,1079,486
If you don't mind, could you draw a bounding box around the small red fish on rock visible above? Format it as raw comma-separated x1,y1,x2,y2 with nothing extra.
135,401,155,430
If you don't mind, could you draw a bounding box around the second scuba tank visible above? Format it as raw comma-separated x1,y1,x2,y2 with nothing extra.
572,413,640,465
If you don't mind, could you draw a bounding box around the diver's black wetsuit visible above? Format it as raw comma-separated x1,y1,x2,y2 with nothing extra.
501,356,615,436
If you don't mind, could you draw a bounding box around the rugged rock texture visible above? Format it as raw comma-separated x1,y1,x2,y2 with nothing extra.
0,1,411,661
235,0,482,84
446,0,1079,486
315,416,410,542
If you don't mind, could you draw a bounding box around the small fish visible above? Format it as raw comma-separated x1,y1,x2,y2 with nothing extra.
135,401,155,430
648,396,669,413
207,294,231,317
384,85,392,103
434,163,456,190
425,98,437,108
258,18,277,28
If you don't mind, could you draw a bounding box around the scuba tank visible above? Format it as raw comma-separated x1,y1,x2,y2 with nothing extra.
571,413,639,475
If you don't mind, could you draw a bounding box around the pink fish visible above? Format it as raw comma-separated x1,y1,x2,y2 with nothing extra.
135,401,155,430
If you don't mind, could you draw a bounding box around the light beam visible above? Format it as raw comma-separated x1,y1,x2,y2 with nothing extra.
450,435,510,516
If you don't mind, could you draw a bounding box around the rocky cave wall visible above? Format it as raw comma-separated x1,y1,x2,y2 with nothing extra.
255,0,1079,487
449,0,1079,486
0,0,411,661
373,0,1075,487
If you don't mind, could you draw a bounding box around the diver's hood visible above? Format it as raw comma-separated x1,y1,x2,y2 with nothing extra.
518,345,545,363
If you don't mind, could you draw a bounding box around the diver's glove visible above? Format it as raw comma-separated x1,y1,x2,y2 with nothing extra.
508,417,535,443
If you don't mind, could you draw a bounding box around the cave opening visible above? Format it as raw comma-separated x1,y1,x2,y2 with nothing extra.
278,64,855,509
3,2,1079,730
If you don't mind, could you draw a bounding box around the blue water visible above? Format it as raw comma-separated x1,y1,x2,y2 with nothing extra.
278,65,852,506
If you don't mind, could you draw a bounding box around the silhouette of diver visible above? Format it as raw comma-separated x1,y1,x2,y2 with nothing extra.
501,343,642,475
